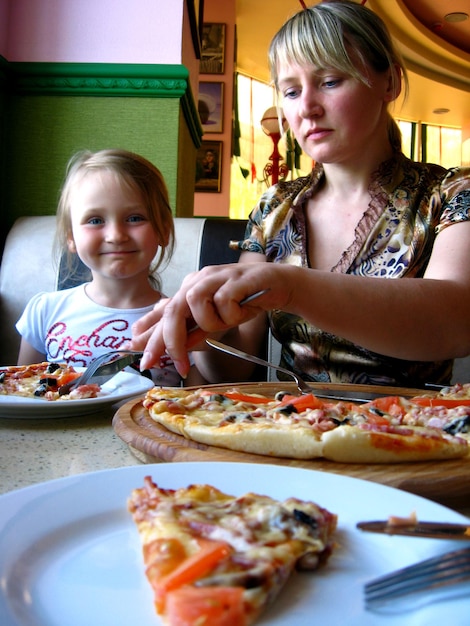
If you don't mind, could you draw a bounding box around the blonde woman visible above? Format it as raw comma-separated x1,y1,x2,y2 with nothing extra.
133,1,470,388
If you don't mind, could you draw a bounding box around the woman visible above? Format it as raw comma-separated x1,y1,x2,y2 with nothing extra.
133,0,470,388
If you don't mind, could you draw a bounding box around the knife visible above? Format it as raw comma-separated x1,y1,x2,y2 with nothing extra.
357,520,470,540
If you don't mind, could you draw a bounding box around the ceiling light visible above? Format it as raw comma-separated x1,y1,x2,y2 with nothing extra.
444,12,469,23
433,108,450,115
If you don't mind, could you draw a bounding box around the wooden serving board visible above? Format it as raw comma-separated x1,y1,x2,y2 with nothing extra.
112,382,470,511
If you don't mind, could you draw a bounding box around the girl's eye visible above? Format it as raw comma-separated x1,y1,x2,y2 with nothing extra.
87,217,104,225
127,214,147,223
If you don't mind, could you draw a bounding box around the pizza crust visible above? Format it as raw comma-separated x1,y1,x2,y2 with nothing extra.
151,411,324,459
321,425,468,463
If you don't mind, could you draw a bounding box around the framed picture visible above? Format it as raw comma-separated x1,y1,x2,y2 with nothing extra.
198,81,224,133
200,23,226,74
195,140,222,192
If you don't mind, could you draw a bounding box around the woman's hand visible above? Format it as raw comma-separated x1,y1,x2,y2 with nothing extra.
133,263,289,376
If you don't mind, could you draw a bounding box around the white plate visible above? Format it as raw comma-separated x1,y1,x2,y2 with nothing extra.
0,370,154,418
0,463,469,626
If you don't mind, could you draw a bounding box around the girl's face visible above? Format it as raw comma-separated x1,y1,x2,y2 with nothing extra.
277,61,396,165
67,170,161,282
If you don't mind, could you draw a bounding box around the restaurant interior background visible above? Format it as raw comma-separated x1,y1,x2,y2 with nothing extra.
0,0,469,243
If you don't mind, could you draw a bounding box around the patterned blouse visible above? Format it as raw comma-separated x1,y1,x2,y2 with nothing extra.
234,153,470,387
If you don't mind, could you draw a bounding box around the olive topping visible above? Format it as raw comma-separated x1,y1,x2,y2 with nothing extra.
34,383,48,396
0,372,5,384
293,508,319,529
39,377,59,387
46,363,61,374
443,415,470,435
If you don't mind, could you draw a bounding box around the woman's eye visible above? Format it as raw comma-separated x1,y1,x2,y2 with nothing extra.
284,87,300,99
322,78,341,89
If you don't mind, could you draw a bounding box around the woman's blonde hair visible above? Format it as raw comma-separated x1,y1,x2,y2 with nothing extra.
55,149,175,288
268,0,407,151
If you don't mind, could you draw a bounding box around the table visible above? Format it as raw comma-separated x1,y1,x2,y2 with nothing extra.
0,406,142,495
1,402,469,520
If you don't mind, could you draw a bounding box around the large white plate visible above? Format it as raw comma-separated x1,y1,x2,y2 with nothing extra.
0,463,469,626
0,371,154,418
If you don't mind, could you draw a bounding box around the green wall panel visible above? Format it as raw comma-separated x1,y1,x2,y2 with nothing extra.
1,61,203,240
6,95,180,225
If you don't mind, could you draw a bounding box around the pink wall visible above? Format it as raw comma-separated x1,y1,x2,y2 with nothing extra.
193,0,235,217
3,0,184,63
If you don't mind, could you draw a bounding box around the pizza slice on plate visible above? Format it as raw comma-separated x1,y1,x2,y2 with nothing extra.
128,476,337,626
0,362,100,401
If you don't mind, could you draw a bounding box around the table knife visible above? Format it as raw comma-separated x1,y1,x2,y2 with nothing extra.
357,520,470,540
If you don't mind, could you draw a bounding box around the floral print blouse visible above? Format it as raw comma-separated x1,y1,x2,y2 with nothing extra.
233,153,470,387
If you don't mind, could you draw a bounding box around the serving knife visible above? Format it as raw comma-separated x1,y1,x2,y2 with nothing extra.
357,520,470,540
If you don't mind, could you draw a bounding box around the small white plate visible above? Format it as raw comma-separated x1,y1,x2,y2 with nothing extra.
0,370,153,418
0,462,469,626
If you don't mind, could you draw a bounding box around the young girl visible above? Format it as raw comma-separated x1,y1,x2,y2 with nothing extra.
132,1,470,388
16,148,203,386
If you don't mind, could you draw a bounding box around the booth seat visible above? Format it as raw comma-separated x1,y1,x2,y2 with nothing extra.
1,216,468,383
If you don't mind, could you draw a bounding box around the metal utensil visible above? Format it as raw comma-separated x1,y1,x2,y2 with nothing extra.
364,546,470,613
205,338,386,402
357,520,470,540
58,350,143,396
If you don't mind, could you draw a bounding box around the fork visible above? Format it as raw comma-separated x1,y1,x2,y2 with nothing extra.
58,350,143,395
364,546,470,613
205,339,385,402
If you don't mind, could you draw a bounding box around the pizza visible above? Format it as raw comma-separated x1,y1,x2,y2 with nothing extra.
128,476,337,626
142,386,470,463
0,362,100,401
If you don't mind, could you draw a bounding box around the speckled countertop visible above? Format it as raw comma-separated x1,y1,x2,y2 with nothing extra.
0,405,142,495
1,403,470,520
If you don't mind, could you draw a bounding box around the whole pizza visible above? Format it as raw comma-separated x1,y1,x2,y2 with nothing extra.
142,383,470,463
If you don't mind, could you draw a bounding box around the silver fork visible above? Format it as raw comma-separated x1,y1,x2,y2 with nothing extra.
365,546,470,613
205,339,385,402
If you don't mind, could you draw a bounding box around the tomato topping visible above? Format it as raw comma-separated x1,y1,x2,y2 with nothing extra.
154,539,232,612
55,370,81,387
410,397,470,408
278,393,325,412
364,396,406,417
165,586,246,626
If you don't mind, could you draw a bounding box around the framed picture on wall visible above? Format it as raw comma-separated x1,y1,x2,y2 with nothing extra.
195,140,222,192
198,82,224,133
200,23,226,74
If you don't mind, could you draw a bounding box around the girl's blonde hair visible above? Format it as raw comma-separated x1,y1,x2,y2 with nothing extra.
268,0,407,151
55,149,175,289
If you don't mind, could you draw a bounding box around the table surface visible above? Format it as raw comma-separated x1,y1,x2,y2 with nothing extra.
1,399,469,520
0,404,142,496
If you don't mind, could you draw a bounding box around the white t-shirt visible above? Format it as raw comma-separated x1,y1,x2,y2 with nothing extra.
16,284,182,386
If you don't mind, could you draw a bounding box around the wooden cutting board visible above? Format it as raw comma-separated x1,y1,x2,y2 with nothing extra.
112,382,470,512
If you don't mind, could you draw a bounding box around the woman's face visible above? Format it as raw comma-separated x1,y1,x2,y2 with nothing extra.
277,60,396,165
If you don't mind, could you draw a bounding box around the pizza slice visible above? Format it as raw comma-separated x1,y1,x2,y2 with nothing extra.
0,361,100,401
128,477,337,626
